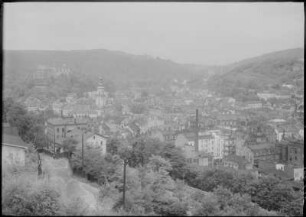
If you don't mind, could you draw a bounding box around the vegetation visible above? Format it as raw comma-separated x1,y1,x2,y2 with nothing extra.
3,97,48,149
207,48,304,98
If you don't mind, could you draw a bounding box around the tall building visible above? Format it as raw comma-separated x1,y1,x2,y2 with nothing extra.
95,77,107,108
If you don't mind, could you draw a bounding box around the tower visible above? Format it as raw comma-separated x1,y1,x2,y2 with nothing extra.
96,77,106,108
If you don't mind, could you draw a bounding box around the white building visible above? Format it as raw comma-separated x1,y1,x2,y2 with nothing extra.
88,77,108,109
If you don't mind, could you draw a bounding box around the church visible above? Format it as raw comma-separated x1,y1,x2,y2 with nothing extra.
88,77,109,109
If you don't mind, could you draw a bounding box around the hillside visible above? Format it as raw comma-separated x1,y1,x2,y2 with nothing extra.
207,48,304,98
3,49,214,94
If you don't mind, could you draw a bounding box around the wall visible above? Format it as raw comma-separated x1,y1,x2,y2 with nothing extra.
2,145,26,167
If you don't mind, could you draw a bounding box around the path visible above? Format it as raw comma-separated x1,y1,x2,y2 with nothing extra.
41,154,102,213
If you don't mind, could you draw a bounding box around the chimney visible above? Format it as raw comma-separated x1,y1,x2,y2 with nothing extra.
195,109,199,152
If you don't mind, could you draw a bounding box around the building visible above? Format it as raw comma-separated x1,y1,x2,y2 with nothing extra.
275,140,304,167
293,168,304,181
66,93,77,104
248,143,276,167
66,129,108,156
23,96,42,113
88,77,108,109
45,117,89,146
175,131,225,160
2,133,30,167
244,101,263,110
222,155,253,170
236,145,255,167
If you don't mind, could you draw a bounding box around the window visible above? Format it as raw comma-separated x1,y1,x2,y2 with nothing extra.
100,141,103,145
57,128,59,133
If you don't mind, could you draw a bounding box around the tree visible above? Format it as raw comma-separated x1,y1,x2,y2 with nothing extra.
160,143,187,180
61,138,78,158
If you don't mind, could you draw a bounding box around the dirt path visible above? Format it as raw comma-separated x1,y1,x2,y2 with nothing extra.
41,154,100,212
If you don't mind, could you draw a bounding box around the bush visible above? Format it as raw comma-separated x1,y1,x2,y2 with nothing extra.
2,173,62,216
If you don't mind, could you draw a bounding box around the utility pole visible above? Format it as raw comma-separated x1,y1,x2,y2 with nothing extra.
123,159,127,210
82,132,84,177
53,133,56,158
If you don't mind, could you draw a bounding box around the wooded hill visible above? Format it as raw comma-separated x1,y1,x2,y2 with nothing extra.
4,49,214,92
207,48,304,97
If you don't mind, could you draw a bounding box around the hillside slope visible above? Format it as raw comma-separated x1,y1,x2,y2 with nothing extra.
207,48,304,97
4,49,212,89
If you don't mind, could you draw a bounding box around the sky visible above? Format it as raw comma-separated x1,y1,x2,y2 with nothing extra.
4,2,304,65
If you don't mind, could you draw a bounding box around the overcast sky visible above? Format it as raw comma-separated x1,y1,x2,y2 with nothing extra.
4,2,304,65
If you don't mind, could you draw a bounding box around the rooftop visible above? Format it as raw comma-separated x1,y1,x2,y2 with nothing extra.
47,117,88,126
248,143,275,150
2,133,30,149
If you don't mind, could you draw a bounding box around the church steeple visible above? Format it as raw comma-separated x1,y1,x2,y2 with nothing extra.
97,77,104,94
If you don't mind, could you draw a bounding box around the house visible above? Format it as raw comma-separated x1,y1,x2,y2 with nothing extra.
66,93,77,103
236,145,255,167
222,155,253,170
248,143,276,167
175,131,225,159
69,104,99,118
66,129,108,156
2,133,30,167
244,101,263,110
293,168,304,181
52,100,65,115
45,117,89,146
23,96,42,112
275,139,304,167
274,124,300,142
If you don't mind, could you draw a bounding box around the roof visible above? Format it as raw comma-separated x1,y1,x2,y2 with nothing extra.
2,134,30,149
198,135,214,140
47,117,88,126
2,143,28,150
248,143,275,150
224,155,249,166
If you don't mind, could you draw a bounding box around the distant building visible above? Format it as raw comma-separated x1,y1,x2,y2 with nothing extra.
222,155,253,170
248,143,276,168
275,140,304,167
294,168,304,181
88,77,109,109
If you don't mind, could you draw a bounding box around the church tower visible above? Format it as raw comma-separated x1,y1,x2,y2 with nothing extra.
96,77,106,108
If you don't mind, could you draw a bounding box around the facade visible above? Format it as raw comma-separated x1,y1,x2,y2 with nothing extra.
45,117,89,146
88,77,108,109
23,96,41,112
2,143,28,167
2,133,30,167
293,168,304,181
276,140,304,167
222,155,253,170
248,143,276,167
67,130,108,156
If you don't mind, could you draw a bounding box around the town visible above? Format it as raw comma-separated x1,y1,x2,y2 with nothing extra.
2,2,304,217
